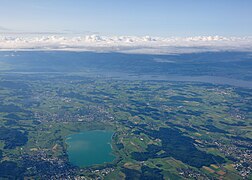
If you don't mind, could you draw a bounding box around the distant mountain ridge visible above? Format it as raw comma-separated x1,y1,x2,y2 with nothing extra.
1,35,252,54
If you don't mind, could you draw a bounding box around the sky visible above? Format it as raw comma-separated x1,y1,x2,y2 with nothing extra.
0,0,251,37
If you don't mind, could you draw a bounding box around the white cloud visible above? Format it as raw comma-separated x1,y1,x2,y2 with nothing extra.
0,35,252,54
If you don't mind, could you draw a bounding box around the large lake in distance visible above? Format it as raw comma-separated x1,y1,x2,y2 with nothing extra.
66,131,115,167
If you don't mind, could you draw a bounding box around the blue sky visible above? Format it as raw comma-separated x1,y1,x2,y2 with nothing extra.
0,0,251,37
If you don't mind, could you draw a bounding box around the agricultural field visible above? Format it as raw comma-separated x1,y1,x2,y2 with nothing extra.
0,72,251,179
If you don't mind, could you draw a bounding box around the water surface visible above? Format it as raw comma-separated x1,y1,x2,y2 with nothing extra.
66,130,115,167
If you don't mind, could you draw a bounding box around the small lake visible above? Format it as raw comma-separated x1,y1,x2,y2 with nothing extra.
66,130,115,167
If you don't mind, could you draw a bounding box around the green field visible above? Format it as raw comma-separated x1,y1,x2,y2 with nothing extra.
0,73,251,179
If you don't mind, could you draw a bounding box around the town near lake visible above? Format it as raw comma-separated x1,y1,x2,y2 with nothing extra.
1,0,252,179
0,51,251,180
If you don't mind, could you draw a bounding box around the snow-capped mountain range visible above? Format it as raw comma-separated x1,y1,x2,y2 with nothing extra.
1,35,252,54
